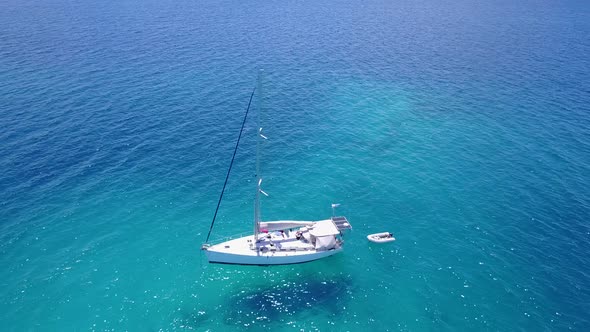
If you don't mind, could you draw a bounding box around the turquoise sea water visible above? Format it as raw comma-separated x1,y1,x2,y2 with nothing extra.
2,0,590,330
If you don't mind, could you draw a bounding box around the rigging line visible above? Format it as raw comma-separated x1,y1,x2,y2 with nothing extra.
205,86,257,243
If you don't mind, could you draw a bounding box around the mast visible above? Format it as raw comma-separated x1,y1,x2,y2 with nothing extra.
254,70,263,240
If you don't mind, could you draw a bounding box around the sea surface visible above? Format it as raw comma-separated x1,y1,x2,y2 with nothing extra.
1,0,590,330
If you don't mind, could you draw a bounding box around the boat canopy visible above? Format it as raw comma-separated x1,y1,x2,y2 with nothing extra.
315,235,337,249
309,219,340,237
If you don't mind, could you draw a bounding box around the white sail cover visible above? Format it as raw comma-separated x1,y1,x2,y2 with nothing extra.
259,221,315,232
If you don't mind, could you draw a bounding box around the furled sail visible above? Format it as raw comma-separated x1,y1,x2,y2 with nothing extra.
258,221,315,232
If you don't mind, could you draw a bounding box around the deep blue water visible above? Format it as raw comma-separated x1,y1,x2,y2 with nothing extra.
1,0,590,330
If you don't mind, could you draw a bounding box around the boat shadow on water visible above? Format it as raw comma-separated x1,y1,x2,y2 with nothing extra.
222,273,355,328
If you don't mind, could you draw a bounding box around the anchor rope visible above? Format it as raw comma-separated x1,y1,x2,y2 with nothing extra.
205,86,256,243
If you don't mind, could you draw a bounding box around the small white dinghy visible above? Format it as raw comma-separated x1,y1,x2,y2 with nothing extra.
367,232,396,243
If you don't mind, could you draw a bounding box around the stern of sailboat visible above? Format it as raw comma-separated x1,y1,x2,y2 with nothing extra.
332,216,352,231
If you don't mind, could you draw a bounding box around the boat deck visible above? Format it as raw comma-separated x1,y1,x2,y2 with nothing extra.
256,231,315,251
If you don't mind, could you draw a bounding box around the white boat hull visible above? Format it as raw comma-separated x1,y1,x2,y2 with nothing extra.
204,233,343,265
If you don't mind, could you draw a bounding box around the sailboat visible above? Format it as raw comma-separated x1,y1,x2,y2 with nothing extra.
201,73,352,265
